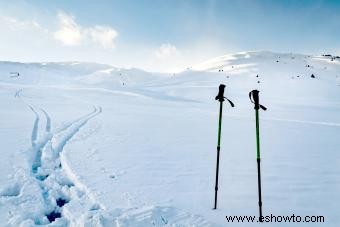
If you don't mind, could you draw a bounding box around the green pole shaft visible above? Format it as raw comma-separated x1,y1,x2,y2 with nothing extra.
255,109,261,159
255,108,263,220
214,101,223,209
217,101,223,147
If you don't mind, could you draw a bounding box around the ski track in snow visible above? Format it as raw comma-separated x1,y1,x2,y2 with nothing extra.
28,105,40,147
29,107,103,225
40,109,51,133
11,90,105,225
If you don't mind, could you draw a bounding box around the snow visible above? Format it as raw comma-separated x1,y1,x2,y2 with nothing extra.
0,51,339,226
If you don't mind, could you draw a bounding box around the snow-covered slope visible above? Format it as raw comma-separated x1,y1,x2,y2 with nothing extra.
0,51,339,226
0,61,112,85
0,61,167,88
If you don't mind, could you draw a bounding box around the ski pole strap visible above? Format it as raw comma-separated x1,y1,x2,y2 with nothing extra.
215,84,235,107
249,90,267,111
226,98,235,108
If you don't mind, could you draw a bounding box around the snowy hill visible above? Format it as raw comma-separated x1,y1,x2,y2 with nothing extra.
0,51,340,226
0,61,167,88
0,61,111,85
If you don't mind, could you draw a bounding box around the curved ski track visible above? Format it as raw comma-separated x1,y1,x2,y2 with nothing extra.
16,90,104,225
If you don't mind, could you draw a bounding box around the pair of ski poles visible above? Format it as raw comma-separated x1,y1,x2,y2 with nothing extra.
213,84,267,221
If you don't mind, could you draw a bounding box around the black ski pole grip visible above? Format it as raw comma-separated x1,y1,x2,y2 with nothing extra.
215,84,225,102
250,90,260,110
249,90,267,111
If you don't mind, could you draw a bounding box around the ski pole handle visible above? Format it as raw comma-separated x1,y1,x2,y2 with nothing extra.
215,84,226,102
215,84,235,107
249,90,267,111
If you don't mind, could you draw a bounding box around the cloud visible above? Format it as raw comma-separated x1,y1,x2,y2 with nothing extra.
0,15,48,33
54,12,82,46
53,11,118,49
87,26,118,49
155,43,180,58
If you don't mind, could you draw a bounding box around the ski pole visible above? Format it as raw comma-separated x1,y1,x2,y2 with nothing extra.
249,90,267,220
213,84,234,210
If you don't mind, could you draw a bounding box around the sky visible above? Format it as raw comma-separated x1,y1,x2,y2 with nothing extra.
0,0,339,72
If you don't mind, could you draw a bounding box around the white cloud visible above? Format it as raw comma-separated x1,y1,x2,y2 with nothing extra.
54,12,82,46
155,43,180,58
86,26,118,49
53,11,118,49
